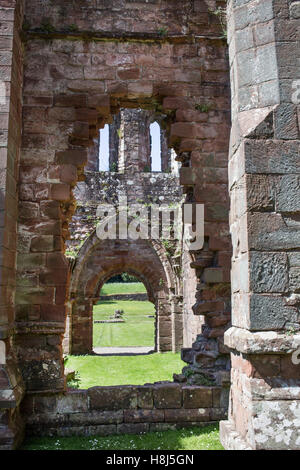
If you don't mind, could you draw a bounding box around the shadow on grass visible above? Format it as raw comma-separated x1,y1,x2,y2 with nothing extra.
91,349,156,357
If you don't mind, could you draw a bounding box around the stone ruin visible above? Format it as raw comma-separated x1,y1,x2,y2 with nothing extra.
0,0,299,450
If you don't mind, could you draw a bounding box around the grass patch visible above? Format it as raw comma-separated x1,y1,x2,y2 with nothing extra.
93,300,155,348
65,352,185,388
100,282,146,296
21,424,223,450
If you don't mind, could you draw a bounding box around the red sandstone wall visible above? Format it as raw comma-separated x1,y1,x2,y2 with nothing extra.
16,7,230,392
0,0,231,449
0,0,25,450
22,382,228,437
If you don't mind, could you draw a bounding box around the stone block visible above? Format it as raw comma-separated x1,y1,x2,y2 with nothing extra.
249,294,298,331
164,408,210,422
182,386,213,408
276,175,300,212
54,94,87,107
117,423,149,434
245,140,299,175
252,401,300,450
274,104,299,140
88,386,138,410
153,384,182,409
124,409,164,423
68,410,123,425
55,150,88,166
289,268,300,292
56,391,88,414
249,252,289,293
137,386,153,409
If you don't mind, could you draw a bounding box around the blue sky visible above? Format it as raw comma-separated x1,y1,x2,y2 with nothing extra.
99,122,161,171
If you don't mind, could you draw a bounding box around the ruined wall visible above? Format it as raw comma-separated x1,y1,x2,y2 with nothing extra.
65,104,185,354
68,236,180,354
0,0,232,448
22,382,228,437
0,0,25,450
67,170,183,256
220,0,300,450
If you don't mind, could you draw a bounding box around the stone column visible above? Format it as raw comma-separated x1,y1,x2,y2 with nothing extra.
71,299,93,355
220,0,300,450
120,108,151,173
85,137,99,172
157,297,173,352
160,127,172,172
109,113,120,171
172,295,183,352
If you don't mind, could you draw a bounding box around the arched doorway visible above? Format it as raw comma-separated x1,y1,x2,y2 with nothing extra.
66,234,181,355
93,272,156,354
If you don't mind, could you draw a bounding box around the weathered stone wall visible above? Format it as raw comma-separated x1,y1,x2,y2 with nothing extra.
0,0,233,448
0,0,25,450
65,108,185,353
22,382,228,437
220,0,300,450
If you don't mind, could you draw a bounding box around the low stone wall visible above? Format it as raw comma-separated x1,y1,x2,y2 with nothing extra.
22,383,228,437
99,293,148,301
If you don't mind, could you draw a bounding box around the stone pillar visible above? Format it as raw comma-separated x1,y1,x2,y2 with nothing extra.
172,295,183,352
109,113,120,171
85,137,99,172
0,0,25,449
161,127,171,173
71,300,93,355
120,108,151,173
220,0,300,450
157,298,172,352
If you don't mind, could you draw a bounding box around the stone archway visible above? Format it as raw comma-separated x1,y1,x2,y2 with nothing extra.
66,233,181,355
15,43,231,395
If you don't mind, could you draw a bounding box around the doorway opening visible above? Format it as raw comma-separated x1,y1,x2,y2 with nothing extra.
93,272,155,355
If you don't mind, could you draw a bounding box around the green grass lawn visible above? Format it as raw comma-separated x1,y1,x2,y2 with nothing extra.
100,282,147,296
93,300,155,348
21,424,223,450
65,352,185,388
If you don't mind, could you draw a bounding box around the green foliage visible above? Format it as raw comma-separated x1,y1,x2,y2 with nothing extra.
157,27,168,37
143,165,151,172
67,371,81,389
66,24,79,32
195,103,212,113
110,162,118,172
21,424,223,450
286,325,299,336
161,238,175,256
105,276,143,285
208,7,227,39
22,20,31,31
39,19,56,33
121,272,139,283
183,368,215,386
65,248,77,258
117,128,123,139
